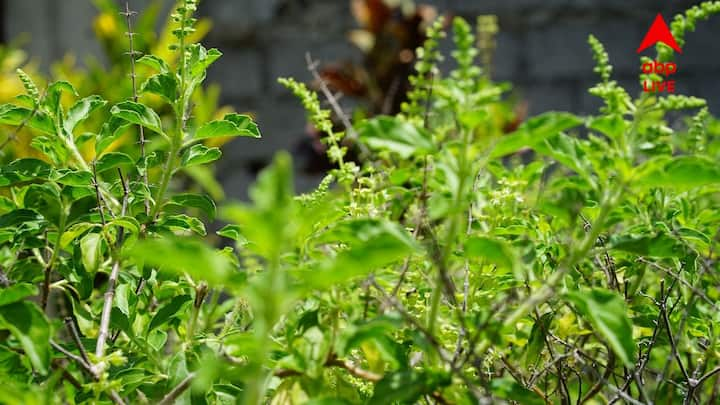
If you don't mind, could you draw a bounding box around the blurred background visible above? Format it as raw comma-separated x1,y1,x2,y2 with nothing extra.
1,0,719,198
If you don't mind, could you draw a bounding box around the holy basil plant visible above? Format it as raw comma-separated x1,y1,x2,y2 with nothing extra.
1,1,720,404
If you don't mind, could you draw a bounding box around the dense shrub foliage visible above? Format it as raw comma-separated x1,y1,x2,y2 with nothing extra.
0,1,719,404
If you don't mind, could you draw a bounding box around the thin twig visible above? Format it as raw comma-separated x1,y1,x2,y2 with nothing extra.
123,2,150,216
158,372,196,405
95,170,129,368
64,317,90,366
305,53,356,139
50,340,126,405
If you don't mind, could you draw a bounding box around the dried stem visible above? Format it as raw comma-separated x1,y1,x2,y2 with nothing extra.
305,53,357,140
95,169,129,368
158,373,196,405
123,2,150,216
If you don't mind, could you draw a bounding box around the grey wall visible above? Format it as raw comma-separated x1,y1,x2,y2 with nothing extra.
5,0,720,197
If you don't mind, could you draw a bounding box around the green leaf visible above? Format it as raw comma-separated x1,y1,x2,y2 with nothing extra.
95,152,134,173
64,95,107,134
465,236,519,273
80,233,103,272
491,112,583,158
634,156,720,190
188,45,222,77
610,233,685,258
0,209,44,228
181,144,221,167
23,184,61,225
490,378,545,405
566,288,636,366
96,116,131,154
302,219,418,290
370,370,449,405
148,294,192,332
0,283,38,307
141,73,178,103
43,81,77,118
0,301,50,374
216,224,245,242
194,113,261,140
137,55,170,73
0,104,55,135
128,237,235,286
160,214,206,236
115,283,131,317
168,193,217,220
51,169,93,187
0,158,52,186
587,114,627,139
107,216,141,235
60,222,98,248
110,101,164,135
524,312,553,367
358,116,435,158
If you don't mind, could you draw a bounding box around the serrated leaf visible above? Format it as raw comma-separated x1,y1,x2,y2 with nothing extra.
0,158,52,186
95,152,134,173
51,169,92,187
96,116,131,154
64,95,107,134
137,55,170,73
128,237,235,286
110,101,164,135
301,219,418,290
634,156,720,190
216,224,245,242
0,209,43,228
491,112,583,158
0,104,55,135
587,114,627,139
23,184,61,225
358,116,434,158
181,144,221,167
141,73,178,102
194,113,261,140
566,288,636,366
168,193,216,220
160,214,206,236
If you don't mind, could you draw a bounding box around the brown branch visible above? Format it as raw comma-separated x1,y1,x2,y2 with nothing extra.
158,373,196,405
123,2,150,216
64,317,90,366
275,354,382,382
50,340,126,405
305,53,357,141
95,168,129,367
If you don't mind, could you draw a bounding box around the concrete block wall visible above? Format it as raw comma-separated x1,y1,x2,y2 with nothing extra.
5,0,720,197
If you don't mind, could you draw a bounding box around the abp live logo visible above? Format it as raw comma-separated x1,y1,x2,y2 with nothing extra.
637,13,681,93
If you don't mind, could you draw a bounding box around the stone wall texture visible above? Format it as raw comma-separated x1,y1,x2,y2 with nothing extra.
5,0,720,197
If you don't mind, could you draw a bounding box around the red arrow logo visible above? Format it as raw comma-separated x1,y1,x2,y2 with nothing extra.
637,13,682,54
